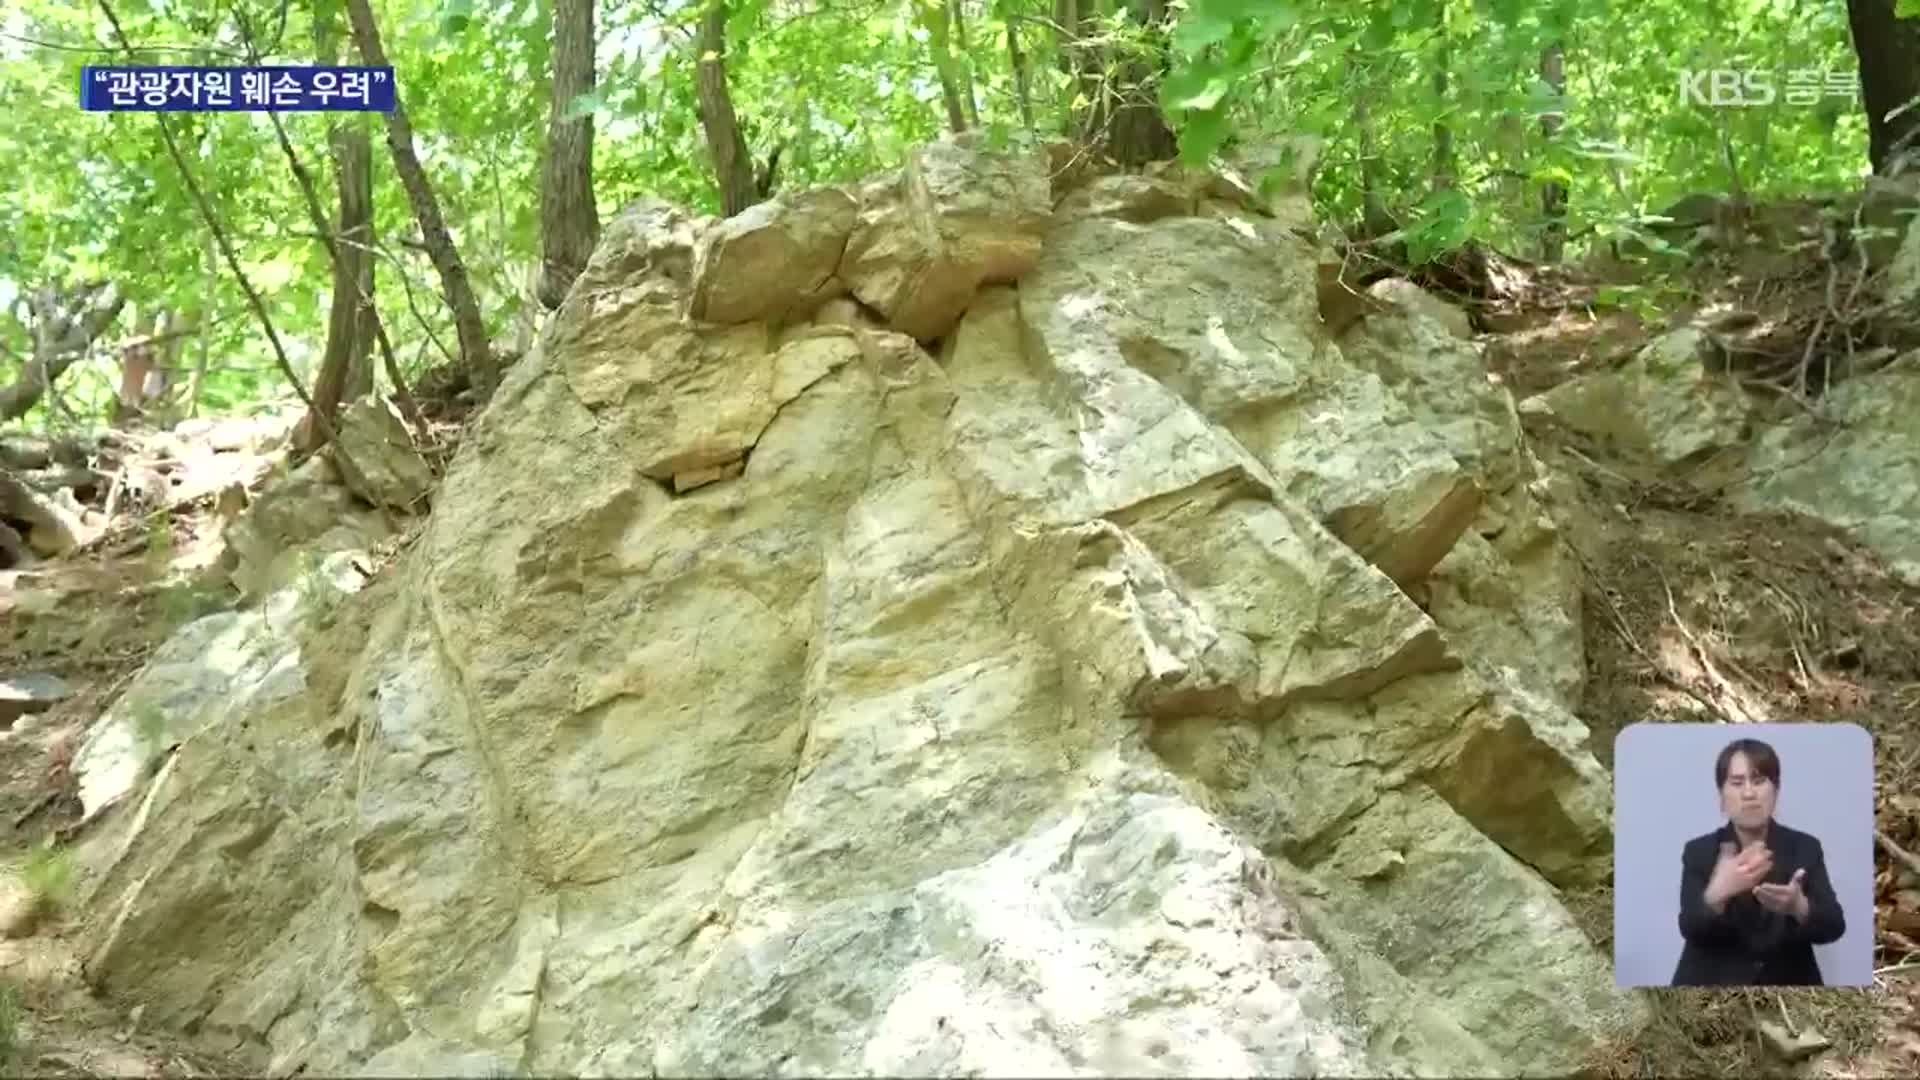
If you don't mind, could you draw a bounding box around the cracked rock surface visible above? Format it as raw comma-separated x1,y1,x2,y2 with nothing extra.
67,138,1638,1077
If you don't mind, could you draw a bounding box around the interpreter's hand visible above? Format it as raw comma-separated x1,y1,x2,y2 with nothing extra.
1753,868,1811,919
1705,841,1773,907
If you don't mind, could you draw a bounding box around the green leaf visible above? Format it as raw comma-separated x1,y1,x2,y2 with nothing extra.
1191,0,1271,20
441,0,476,35
1161,59,1235,112
1176,107,1232,166
1405,188,1473,264
1171,15,1236,55
1898,0,1920,17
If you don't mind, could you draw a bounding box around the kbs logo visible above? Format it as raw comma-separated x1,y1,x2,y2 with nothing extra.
1678,68,1860,108
1678,70,1775,107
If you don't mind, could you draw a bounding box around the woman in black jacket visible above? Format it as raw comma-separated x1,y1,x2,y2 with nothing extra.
1671,737,1846,986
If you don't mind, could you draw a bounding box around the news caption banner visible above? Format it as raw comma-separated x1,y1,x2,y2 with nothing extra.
80,66,394,112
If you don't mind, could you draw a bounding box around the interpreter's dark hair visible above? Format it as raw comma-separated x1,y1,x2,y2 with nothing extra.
1715,738,1781,788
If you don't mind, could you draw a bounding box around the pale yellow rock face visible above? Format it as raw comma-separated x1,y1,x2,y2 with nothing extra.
220,456,391,601
1521,326,1751,466
331,398,434,512
70,138,1639,1078
1338,280,1585,710
689,187,858,325
1737,352,1920,586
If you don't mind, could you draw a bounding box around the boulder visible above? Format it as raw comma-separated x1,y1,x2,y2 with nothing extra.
1362,278,1473,341
1736,352,1920,586
687,186,857,324
331,399,434,512
170,409,301,455
1001,212,1482,590
838,136,1052,340
221,457,391,600
0,671,72,727
67,144,1638,1079
1520,326,1751,466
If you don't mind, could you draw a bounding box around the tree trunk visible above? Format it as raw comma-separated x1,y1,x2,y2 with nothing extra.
301,4,378,451
343,0,495,392
1846,0,1920,174
695,0,761,217
0,282,126,422
1053,0,1099,139
1539,42,1567,262
1106,1,1176,165
1431,1,1454,191
1352,53,1393,240
539,0,601,309
186,230,214,417
951,1,980,127
1055,0,1176,164
113,306,157,425
151,309,183,409
1007,12,1035,131
926,0,970,133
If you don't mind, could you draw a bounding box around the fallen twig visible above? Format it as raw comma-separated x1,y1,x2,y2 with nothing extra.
1878,830,1920,879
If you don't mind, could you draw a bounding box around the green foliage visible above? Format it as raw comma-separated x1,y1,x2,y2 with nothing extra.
1165,0,1868,260
20,843,72,913
0,0,1896,427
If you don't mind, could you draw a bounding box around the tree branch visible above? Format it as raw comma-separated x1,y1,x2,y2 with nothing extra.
232,10,425,437
93,0,337,453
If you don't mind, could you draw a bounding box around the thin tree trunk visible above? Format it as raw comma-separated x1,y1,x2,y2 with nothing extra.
95,0,325,440
304,3,376,452
1846,0,1920,174
343,140,376,407
1539,42,1567,262
1431,1,1454,191
233,8,423,440
1053,0,1101,140
153,309,183,405
695,0,760,217
1353,56,1393,241
113,306,157,425
1103,0,1176,165
1007,12,1035,131
926,0,970,133
343,0,496,393
950,0,980,128
186,230,214,418
539,0,601,309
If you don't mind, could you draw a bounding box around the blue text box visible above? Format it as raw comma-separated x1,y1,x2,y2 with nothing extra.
81,66,395,112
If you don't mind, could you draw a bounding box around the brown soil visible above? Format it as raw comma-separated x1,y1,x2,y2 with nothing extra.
1474,223,1920,1078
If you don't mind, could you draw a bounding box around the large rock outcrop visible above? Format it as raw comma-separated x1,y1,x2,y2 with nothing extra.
1519,326,1752,466
1736,351,1920,586
69,138,1639,1078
